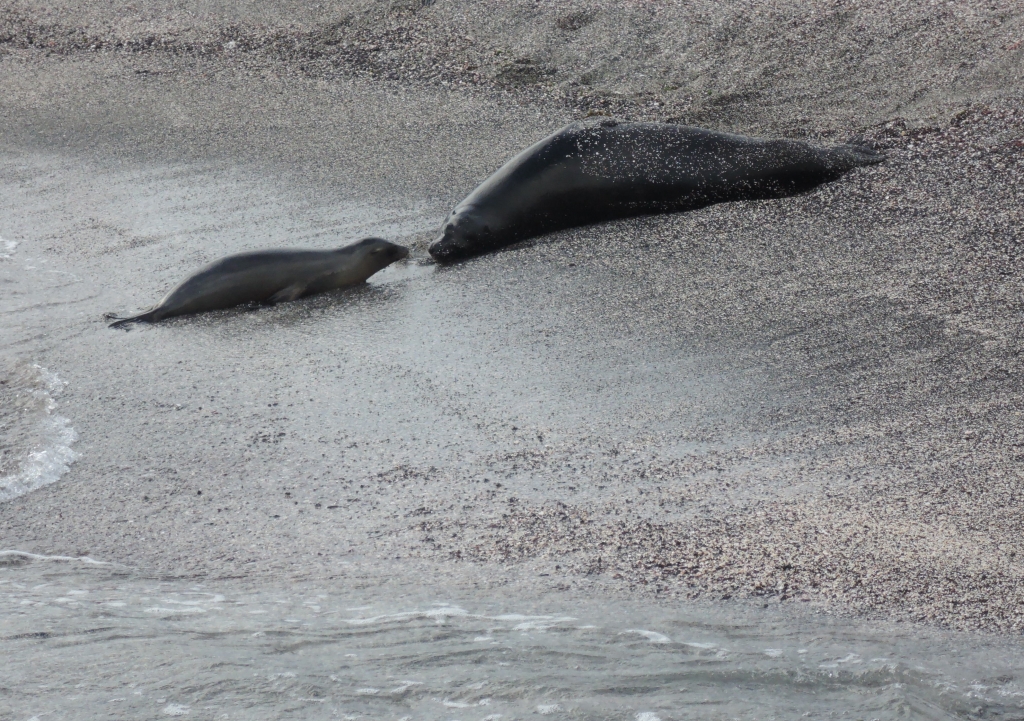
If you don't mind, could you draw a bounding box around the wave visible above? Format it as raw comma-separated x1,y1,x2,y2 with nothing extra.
0,235,17,259
0,363,80,503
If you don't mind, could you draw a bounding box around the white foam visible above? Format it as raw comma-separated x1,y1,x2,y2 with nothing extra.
389,681,423,693
624,629,672,644
536,704,561,714
636,714,662,721
512,616,576,632
344,605,468,626
0,236,17,259
442,698,473,708
819,653,863,669
161,593,224,605
145,606,207,614
162,704,190,716
0,366,79,503
0,550,109,565
492,613,576,623
682,641,717,650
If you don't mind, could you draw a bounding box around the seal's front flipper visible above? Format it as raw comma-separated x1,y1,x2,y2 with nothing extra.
267,284,307,305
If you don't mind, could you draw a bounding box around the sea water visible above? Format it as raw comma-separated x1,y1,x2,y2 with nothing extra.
3,554,1024,720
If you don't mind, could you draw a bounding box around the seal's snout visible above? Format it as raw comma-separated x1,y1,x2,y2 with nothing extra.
429,215,483,262
429,236,459,263
428,222,460,262
361,238,411,266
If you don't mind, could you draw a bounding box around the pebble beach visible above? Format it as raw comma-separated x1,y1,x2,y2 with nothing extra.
2,0,1023,636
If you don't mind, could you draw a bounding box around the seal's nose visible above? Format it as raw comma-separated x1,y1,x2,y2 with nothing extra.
428,237,453,261
431,220,472,261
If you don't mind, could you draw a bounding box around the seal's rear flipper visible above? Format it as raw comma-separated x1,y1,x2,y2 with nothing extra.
107,310,157,329
839,142,886,167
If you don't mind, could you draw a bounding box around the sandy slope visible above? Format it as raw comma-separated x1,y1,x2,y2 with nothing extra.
3,0,1022,130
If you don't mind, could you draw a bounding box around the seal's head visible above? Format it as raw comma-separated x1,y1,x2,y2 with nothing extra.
428,207,493,262
348,237,410,271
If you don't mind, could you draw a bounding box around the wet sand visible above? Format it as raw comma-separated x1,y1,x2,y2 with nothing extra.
1,1,1023,633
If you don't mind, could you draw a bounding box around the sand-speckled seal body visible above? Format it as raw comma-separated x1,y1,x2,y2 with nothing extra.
428,120,884,261
109,237,409,327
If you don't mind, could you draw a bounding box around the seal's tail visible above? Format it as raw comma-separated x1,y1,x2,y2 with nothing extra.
106,310,157,329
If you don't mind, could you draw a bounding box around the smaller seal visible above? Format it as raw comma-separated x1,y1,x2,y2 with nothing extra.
108,237,409,327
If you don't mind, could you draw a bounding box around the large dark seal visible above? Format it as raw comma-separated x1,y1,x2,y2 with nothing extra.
429,120,884,261
109,237,409,327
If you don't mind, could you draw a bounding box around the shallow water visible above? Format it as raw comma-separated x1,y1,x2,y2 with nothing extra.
4,555,1024,721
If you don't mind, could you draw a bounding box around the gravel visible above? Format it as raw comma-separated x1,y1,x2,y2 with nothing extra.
412,106,1024,632
3,0,1022,131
